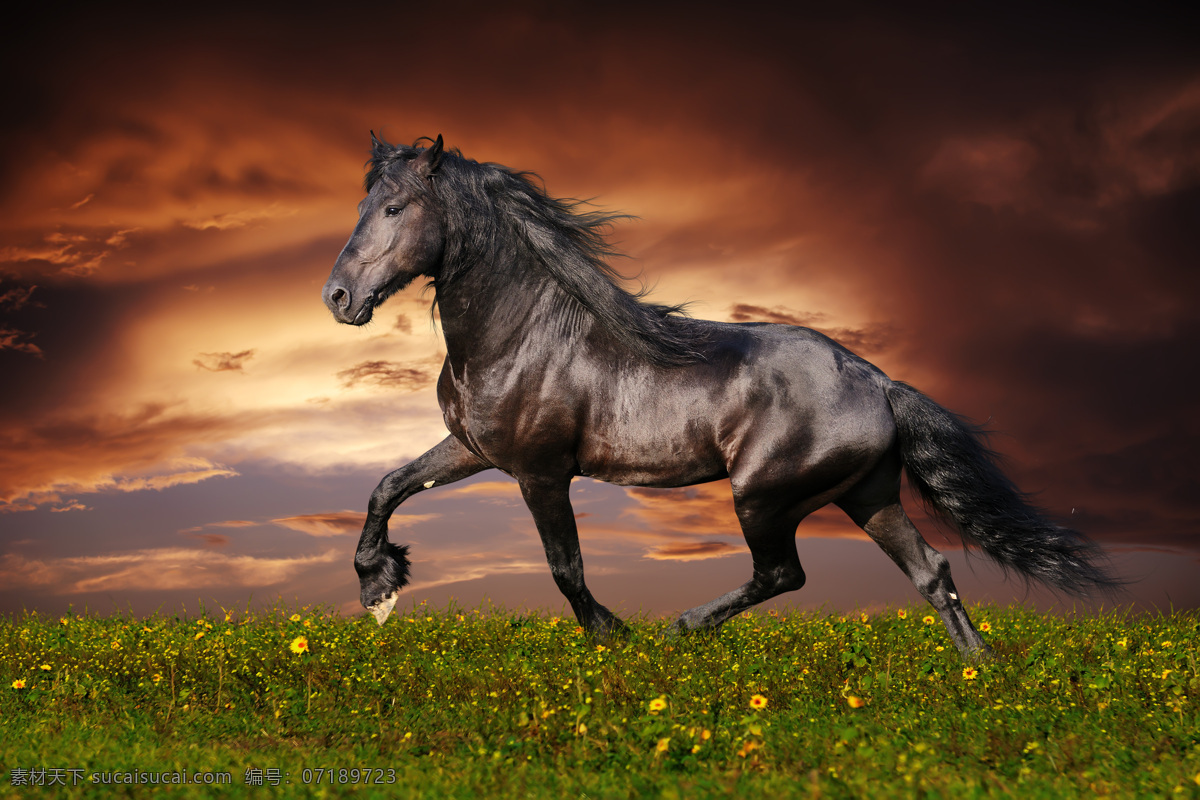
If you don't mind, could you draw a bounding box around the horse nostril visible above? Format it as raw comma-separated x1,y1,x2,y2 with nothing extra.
330,287,350,309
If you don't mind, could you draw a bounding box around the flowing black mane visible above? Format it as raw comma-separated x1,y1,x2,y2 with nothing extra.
366,136,706,367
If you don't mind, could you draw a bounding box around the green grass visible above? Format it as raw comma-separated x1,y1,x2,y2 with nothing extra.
1,602,1198,798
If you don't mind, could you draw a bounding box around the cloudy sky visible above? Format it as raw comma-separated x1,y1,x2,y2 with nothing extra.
2,3,1197,621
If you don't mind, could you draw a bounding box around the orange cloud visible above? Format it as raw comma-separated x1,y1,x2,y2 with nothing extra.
0,402,246,511
0,327,42,357
50,500,91,513
0,284,39,311
643,541,742,561
611,481,870,563
193,349,256,372
181,204,297,231
436,481,523,499
623,483,739,539
725,304,895,355
0,548,339,594
180,519,258,534
336,360,435,391
270,510,438,537
183,532,230,548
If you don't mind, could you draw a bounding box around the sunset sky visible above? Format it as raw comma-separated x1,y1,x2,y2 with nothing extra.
2,3,1197,621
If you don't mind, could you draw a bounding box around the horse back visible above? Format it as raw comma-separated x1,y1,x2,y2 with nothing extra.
570,321,897,489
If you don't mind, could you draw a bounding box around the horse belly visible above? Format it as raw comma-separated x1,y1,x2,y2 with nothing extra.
576,406,728,488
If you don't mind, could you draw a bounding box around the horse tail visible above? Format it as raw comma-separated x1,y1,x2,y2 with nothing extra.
884,380,1119,596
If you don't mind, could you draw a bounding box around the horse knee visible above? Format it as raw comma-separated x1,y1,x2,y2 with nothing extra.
368,466,424,518
759,562,805,595
780,563,806,593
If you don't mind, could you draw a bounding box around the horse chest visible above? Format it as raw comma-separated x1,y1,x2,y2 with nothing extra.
438,369,576,469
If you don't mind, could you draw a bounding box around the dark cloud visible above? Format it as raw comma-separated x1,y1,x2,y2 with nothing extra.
193,349,256,372
336,360,433,391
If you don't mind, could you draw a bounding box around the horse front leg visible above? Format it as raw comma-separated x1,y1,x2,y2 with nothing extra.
519,477,624,638
355,435,489,624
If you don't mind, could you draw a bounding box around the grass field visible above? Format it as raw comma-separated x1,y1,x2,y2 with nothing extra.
2,602,1198,798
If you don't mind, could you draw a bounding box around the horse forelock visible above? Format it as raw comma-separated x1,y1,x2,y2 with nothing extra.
363,137,433,194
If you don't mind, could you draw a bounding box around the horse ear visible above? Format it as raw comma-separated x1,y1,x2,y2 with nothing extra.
370,130,389,158
414,134,444,178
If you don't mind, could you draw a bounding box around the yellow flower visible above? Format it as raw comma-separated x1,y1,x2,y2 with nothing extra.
701,729,712,740
1161,641,1173,648
39,664,51,671
11,679,26,689
111,641,122,650
922,615,935,625
1161,669,1173,680
963,667,979,680
978,622,991,633
656,737,671,753
897,609,907,619
289,635,309,654
289,613,302,622
749,694,768,710
194,631,205,640
576,723,588,736
846,695,865,708
860,612,869,623
152,674,163,683
648,697,667,713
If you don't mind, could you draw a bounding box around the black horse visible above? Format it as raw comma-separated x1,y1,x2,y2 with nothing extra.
322,134,1115,660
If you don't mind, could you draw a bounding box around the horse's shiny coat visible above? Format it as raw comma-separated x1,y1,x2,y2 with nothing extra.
323,135,1115,659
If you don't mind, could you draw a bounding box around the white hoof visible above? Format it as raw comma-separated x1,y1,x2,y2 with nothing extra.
369,590,399,626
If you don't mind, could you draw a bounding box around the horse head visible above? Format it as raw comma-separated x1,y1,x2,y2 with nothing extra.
322,134,445,325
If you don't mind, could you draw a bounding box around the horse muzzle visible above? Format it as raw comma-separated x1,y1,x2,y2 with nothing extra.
322,279,375,325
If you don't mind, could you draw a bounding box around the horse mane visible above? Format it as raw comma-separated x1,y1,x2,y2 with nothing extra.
366,136,707,367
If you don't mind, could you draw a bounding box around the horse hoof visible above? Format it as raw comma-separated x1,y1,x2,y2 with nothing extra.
368,590,399,626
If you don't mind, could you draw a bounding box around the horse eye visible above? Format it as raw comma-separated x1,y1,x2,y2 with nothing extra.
385,206,402,217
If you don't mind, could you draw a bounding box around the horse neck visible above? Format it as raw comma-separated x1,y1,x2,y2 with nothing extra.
434,253,588,367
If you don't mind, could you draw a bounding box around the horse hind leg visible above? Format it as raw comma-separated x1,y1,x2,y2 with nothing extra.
673,499,806,633
838,496,989,660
